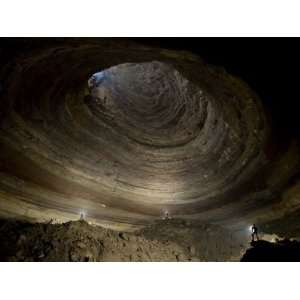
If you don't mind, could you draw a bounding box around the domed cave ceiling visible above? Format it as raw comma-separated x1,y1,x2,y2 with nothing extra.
0,39,299,236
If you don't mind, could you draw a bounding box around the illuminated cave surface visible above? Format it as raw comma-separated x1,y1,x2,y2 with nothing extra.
0,39,299,261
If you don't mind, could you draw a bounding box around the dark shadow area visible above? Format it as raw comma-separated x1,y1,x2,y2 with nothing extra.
133,38,300,137
241,239,300,262
1,38,300,136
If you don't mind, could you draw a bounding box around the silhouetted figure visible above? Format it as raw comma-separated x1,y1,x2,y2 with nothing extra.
251,224,259,242
162,210,171,220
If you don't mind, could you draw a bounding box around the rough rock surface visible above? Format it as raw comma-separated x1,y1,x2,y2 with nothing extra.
0,219,248,262
0,38,299,237
241,239,300,262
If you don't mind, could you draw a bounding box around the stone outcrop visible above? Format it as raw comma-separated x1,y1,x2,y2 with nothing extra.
241,239,300,262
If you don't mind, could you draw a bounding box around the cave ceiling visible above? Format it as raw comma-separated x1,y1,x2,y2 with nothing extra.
0,39,299,234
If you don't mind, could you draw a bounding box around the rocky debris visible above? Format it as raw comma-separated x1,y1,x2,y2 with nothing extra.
0,218,248,262
138,219,248,261
118,232,129,241
241,239,300,261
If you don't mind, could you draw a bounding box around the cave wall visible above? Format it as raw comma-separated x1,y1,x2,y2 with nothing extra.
0,38,299,235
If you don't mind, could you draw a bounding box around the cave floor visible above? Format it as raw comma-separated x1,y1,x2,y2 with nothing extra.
0,218,248,262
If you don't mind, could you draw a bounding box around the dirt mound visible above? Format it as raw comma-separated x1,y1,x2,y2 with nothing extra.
0,219,191,261
140,219,248,261
0,218,248,261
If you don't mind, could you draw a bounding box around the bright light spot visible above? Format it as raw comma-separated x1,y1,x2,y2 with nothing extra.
79,210,86,220
162,210,171,220
88,71,105,88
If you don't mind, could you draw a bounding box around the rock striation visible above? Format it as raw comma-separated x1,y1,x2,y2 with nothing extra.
0,39,299,236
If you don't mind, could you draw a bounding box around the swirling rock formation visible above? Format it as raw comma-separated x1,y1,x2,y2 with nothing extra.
0,39,299,235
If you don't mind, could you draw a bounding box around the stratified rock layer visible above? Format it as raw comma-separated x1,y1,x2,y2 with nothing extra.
0,39,299,235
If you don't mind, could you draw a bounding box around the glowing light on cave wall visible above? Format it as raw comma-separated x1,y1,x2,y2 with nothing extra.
88,71,105,88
